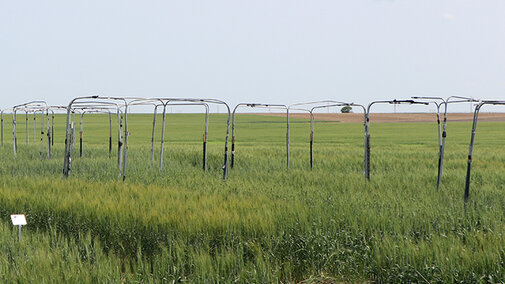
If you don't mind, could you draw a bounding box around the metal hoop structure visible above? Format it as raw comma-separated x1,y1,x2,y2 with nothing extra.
161,103,210,171
308,101,366,170
364,99,430,180
128,100,212,172
63,96,231,181
72,107,117,158
464,100,505,202
412,96,480,189
231,103,288,169
12,101,48,157
45,105,78,157
1,108,12,147
286,101,367,170
63,98,127,178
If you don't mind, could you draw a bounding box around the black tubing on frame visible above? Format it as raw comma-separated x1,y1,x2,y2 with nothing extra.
464,155,472,202
223,147,228,180
203,141,207,171
47,130,51,158
202,132,207,171
117,139,122,167
79,136,83,157
40,130,44,158
231,136,235,168
109,136,112,158
366,135,371,180
52,117,54,146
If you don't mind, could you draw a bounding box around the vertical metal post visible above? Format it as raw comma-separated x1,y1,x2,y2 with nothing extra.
464,104,481,202
438,103,449,190
150,106,158,164
79,114,83,157
39,111,44,158
109,112,112,158
203,105,209,171
222,105,231,180
18,225,21,242
13,111,17,156
364,113,370,180
33,112,36,143
72,112,76,147
121,107,128,181
117,113,123,174
435,103,444,190
286,109,290,170
159,104,167,170
51,114,54,146
63,106,74,177
231,109,237,168
47,111,51,159
25,112,28,145
310,111,314,169
1,111,3,147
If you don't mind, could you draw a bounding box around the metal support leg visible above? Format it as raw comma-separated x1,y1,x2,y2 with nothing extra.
464,106,481,202
159,105,167,170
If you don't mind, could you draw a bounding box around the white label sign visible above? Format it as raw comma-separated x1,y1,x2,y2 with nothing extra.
11,214,27,226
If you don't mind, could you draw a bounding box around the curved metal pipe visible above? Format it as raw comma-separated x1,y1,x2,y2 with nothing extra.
231,103,288,169
12,101,48,156
63,96,127,178
463,100,504,202
163,103,210,171
364,99,430,180
309,102,366,170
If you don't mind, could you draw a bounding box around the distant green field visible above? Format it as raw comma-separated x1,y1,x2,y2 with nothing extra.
1,113,505,282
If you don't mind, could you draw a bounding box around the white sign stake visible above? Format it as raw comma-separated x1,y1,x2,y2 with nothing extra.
10,214,27,241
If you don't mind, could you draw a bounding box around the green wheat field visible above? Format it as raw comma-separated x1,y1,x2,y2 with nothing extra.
1,113,505,283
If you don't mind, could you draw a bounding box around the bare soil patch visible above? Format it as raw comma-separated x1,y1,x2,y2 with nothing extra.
253,113,505,123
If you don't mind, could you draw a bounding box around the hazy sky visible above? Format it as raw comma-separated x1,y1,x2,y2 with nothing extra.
1,1,504,112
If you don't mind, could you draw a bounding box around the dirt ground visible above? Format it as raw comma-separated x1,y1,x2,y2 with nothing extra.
254,112,505,123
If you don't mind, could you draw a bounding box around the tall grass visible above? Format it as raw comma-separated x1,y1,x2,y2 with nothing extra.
0,113,505,282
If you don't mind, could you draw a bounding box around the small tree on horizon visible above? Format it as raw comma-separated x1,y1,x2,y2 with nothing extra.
340,106,352,113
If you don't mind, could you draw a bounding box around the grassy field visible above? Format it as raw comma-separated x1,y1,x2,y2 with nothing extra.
1,113,505,282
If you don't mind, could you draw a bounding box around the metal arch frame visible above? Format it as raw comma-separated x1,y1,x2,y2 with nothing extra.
63,96,231,181
364,99,430,180
44,105,97,159
45,105,78,158
126,98,219,173
131,102,163,165
160,102,210,171
68,103,125,169
287,101,333,170
46,105,73,149
231,103,289,169
1,108,12,147
287,100,366,170
158,98,231,179
72,107,117,158
69,102,126,165
125,98,168,172
63,96,128,179
412,96,480,190
33,108,46,158
464,100,505,202
12,101,48,157
308,101,366,170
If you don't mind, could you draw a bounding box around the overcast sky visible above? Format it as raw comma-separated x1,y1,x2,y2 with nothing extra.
1,1,504,113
